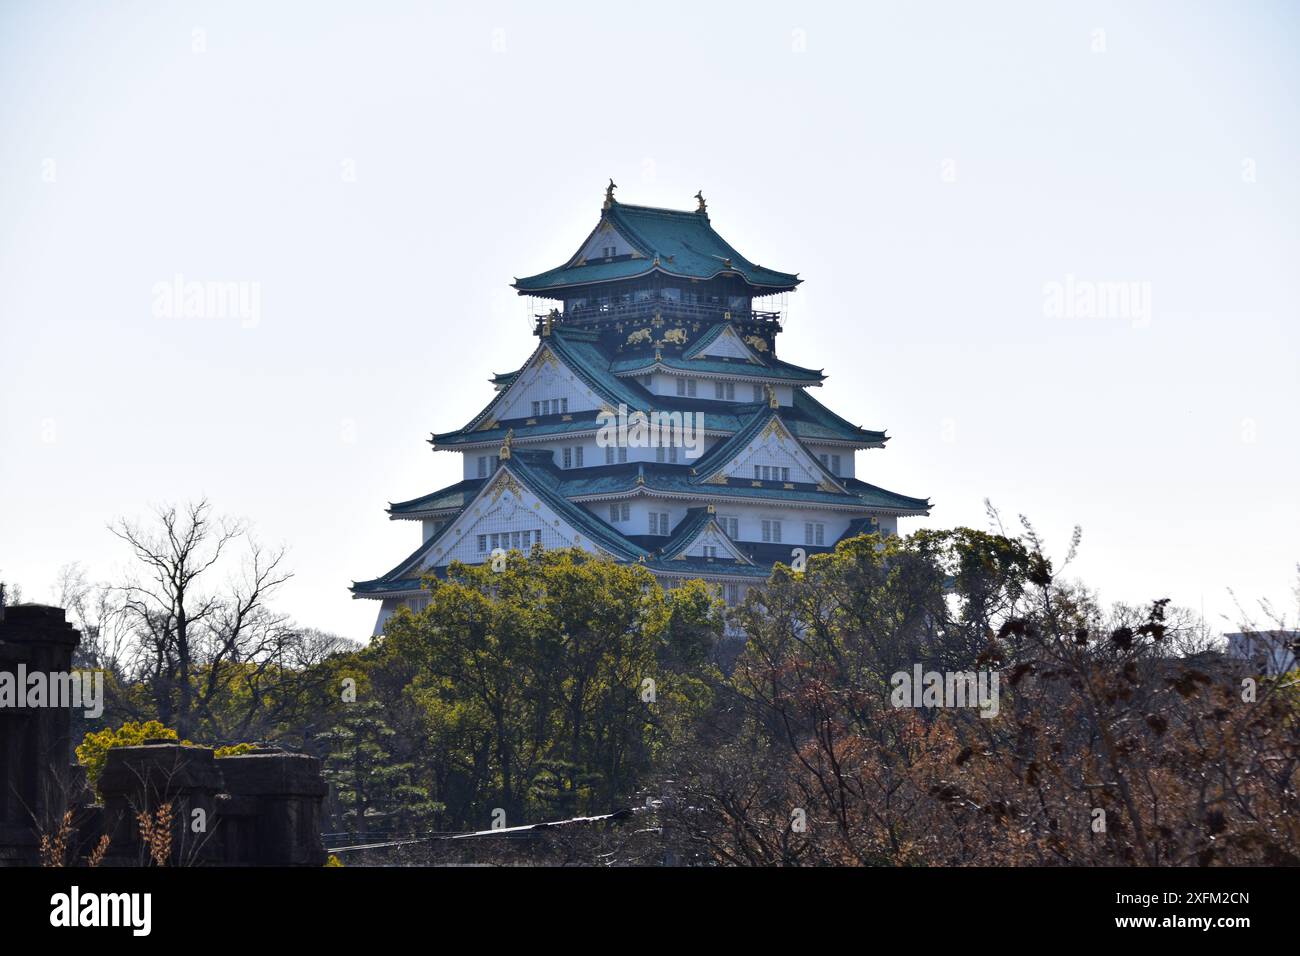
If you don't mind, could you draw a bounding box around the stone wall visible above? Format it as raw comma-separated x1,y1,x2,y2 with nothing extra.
0,605,80,865
0,603,327,867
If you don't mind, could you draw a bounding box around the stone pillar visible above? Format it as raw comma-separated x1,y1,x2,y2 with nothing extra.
0,604,81,866
98,742,224,866
216,750,328,866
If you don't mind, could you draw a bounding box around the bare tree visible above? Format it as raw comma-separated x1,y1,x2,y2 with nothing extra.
108,500,291,740
55,563,134,675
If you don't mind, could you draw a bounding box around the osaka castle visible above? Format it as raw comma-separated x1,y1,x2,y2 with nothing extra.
352,182,931,634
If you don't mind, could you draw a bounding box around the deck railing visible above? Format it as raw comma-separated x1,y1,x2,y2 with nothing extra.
536,299,783,334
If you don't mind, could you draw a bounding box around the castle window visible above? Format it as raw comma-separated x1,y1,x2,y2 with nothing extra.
562,448,572,469
805,522,825,546
477,534,487,553
762,519,782,543
477,456,488,478
719,515,739,538
753,385,763,402
531,401,540,417
831,454,841,475
781,467,790,482
618,447,627,463
574,446,583,467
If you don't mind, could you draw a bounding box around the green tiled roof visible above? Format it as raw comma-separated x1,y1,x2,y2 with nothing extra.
513,202,800,295
609,352,824,384
506,452,649,560
356,455,929,598
687,406,845,490
388,479,484,517
839,478,931,513
470,328,651,433
645,558,772,580
400,460,928,515
564,462,927,512
433,326,882,449
433,402,883,449
350,575,427,596
657,506,712,556
790,388,886,445
434,410,603,447
353,452,650,598
682,321,744,359
653,507,753,565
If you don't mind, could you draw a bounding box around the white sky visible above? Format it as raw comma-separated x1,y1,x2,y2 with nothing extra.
2,0,1297,640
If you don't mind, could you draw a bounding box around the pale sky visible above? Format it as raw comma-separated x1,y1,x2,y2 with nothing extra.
2,0,1297,640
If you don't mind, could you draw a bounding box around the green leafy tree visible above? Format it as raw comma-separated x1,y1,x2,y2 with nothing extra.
76,720,189,791
320,700,441,837
374,548,722,828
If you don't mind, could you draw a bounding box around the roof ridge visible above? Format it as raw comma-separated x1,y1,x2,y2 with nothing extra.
611,202,701,217
689,406,775,479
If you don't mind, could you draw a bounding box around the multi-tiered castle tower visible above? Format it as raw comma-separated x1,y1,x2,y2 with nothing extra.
352,183,930,634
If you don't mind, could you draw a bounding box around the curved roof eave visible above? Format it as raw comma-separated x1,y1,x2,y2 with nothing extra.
512,264,800,297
